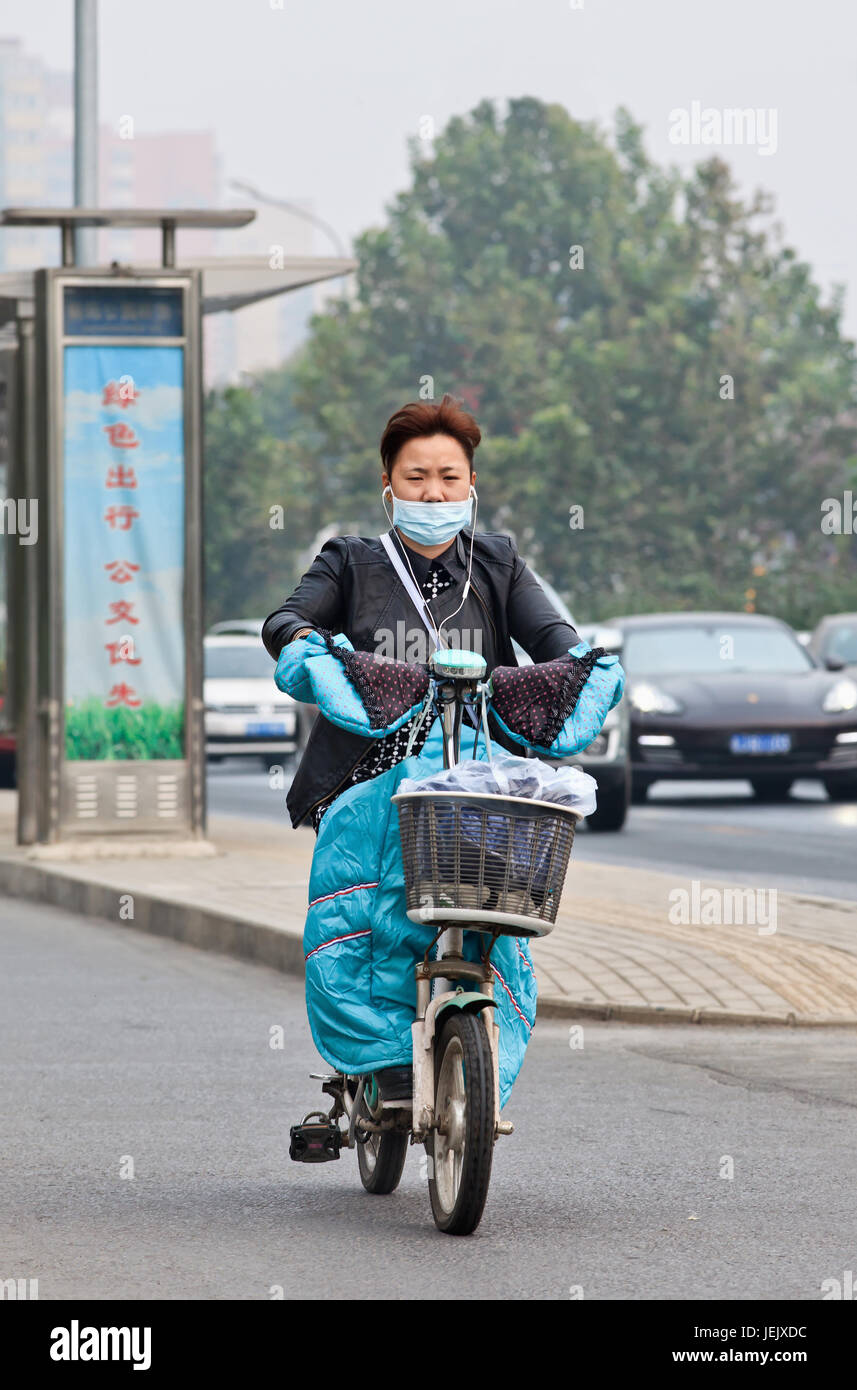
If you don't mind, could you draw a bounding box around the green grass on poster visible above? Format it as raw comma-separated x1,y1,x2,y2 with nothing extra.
64,697,185,760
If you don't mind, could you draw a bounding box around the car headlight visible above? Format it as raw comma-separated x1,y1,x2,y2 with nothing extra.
629,682,684,715
582,731,609,756
823,678,857,713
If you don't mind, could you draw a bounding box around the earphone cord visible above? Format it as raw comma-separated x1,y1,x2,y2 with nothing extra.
386,516,445,650
435,493,478,641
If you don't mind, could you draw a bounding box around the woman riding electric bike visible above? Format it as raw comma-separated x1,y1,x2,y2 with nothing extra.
262,394,621,1233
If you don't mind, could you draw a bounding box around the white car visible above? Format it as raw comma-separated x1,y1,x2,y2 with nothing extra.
204,633,297,763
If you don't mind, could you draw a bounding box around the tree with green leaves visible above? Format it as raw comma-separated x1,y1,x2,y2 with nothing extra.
203,380,320,628
205,97,857,629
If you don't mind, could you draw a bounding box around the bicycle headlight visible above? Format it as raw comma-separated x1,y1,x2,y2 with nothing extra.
429,649,487,680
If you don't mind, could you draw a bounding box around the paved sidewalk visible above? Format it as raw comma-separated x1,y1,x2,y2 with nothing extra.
2,791,856,1026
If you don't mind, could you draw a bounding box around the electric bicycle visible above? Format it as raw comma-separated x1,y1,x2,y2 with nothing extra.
289,648,581,1235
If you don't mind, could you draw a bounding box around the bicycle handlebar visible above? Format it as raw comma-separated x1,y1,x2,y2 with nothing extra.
425,648,490,770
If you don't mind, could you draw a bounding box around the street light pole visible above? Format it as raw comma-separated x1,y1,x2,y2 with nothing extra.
73,0,99,266
229,179,349,260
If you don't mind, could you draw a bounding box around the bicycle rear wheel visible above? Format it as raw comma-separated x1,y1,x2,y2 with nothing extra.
427,1011,494,1235
355,1083,409,1195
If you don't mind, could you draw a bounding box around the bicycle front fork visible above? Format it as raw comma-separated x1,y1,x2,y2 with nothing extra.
411,940,504,1143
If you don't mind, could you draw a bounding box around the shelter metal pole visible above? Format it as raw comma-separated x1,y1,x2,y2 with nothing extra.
73,0,98,266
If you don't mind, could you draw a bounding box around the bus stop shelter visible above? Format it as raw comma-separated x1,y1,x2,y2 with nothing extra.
0,208,355,848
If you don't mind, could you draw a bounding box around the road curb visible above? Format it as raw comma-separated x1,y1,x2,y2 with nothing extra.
534,996,857,1028
3,856,856,1030
0,857,306,979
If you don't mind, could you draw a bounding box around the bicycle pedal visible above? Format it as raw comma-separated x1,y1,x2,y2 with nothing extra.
289,1112,343,1163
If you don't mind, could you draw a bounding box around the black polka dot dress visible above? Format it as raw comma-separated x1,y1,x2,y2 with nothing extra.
309,555,455,833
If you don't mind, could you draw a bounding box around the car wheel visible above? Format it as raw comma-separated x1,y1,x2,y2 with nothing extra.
586,773,629,832
631,777,651,805
751,777,794,802
825,777,857,803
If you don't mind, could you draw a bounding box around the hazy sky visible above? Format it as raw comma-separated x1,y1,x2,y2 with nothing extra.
5,0,856,332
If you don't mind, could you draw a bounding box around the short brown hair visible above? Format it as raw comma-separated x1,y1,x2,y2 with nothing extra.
380,393,481,474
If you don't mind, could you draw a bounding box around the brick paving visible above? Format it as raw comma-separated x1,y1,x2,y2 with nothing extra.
2,796,856,1025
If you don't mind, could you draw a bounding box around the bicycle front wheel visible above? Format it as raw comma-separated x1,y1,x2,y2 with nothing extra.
427,1011,494,1235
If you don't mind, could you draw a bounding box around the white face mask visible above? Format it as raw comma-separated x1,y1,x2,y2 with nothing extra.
381,484,476,547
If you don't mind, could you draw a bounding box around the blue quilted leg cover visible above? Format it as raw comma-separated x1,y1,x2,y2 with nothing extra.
302,719,537,1107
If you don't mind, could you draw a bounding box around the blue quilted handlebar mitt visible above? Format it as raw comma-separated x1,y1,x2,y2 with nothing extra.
274,628,431,740
488,641,626,757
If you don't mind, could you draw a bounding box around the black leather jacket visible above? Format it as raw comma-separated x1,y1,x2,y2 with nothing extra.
262,528,580,827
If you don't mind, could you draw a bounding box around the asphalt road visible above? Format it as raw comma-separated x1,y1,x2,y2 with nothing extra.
1,895,854,1300
208,758,857,902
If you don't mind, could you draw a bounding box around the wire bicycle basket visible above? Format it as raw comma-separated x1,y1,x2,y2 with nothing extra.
391,789,581,938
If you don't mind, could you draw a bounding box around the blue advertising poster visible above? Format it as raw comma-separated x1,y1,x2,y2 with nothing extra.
62,344,185,760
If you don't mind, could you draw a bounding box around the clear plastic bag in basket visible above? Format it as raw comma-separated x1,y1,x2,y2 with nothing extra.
398,749,598,816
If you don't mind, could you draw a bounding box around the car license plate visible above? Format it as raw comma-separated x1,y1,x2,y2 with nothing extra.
729,732,791,755
247,721,287,736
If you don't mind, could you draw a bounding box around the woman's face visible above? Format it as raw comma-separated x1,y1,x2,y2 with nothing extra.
383,433,475,501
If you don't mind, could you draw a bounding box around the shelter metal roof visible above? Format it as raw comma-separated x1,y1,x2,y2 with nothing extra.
0,255,357,323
